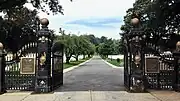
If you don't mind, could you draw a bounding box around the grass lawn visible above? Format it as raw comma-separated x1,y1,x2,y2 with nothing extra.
106,58,124,67
63,57,92,69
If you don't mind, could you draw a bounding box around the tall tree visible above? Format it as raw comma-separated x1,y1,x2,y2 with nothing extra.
55,33,95,63
56,34,74,64
121,0,180,50
0,7,38,52
0,0,72,15
82,34,100,46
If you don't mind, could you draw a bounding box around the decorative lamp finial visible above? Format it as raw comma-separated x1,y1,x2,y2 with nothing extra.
131,18,139,25
0,42,3,49
40,18,49,27
176,41,180,51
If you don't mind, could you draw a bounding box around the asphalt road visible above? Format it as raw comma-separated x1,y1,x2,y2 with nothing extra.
56,56,124,92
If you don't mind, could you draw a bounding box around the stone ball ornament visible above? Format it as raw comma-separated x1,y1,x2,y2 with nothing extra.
176,41,180,47
134,55,141,65
135,55,141,62
40,18,49,26
176,41,180,51
131,18,139,25
0,42,3,49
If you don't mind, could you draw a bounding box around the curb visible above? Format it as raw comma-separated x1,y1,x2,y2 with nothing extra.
101,59,124,69
63,57,93,73
2,92,32,95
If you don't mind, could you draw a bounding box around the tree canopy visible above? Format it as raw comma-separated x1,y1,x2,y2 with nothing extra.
0,0,72,51
55,33,96,63
121,0,180,50
121,0,180,32
0,0,72,15
0,7,38,52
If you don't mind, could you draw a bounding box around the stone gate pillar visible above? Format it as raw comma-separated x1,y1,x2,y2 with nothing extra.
0,42,6,94
128,17,146,92
35,18,53,93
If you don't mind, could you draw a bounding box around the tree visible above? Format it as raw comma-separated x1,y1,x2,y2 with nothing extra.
88,44,95,57
71,35,95,61
121,0,180,50
0,7,38,53
81,36,95,57
71,35,81,61
0,0,72,49
97,39,115,58
55,33,96,63
100,36,108,43
79,35,94,59
0,0,72,15
82,34,100,46
55,34,74,64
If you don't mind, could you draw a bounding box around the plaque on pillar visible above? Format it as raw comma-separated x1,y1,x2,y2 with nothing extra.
145,56,159,73
20,57,35,74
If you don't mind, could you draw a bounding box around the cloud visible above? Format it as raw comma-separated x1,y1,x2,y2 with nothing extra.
65,17,122,28
24,0,135,39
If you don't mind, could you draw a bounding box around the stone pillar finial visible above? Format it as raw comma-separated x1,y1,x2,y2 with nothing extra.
0,42,3,49
131,18,139,25
176,41,180,51
40,18,49,27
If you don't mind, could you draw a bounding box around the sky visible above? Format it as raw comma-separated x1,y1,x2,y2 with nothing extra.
25,0,135,39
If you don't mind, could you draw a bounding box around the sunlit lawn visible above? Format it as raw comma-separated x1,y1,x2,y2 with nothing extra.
63,57,92,69
107,58,123,67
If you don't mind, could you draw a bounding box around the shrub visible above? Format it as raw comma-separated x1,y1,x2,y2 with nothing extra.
117,58,120,63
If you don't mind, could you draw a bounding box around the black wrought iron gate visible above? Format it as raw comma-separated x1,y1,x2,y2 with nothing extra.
1,18,64,93
5,42,37,91
124,40,131,90
123,35,179,91
122,16,180,92
51,42,64,90
145,53,175,90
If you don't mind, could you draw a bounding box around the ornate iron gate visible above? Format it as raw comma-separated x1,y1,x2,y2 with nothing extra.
5,42,37,91
122,16,180,92
145,53,175,90
0,18,64,94
51,42,64,90
123,33,178,91
123,39,131,90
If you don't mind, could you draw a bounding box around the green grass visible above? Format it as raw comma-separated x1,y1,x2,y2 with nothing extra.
63,57,92,69
106,58,124,67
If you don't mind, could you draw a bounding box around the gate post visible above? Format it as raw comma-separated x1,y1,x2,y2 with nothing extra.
173,41,180,92
0,42,6,94
127,16,146,92
35,18,53,93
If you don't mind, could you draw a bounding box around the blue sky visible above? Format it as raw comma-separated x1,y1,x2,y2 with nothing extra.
66,17,122,28
25,0,135,39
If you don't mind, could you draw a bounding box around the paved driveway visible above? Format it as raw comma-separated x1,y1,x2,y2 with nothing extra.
55,56,124,92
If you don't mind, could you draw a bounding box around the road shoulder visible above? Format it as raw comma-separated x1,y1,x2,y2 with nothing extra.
63,57,93,73
101,59,123,69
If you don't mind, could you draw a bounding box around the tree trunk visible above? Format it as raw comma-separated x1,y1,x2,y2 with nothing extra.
66,57,70,64
75,56,78,61
65,53,73,64
83,55,86,59
88,54,90,58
